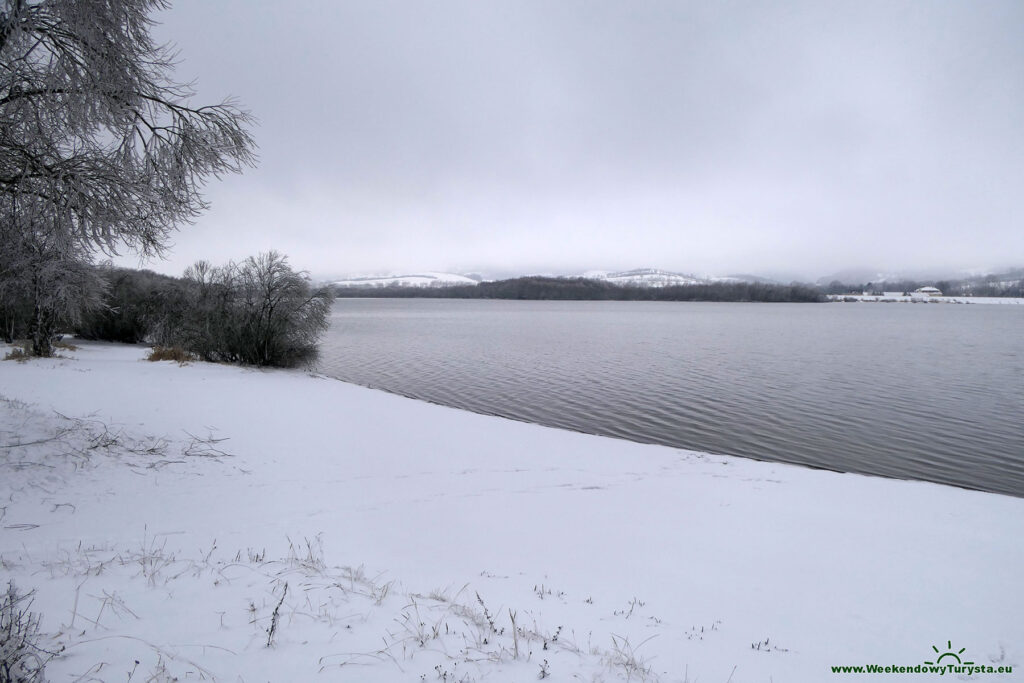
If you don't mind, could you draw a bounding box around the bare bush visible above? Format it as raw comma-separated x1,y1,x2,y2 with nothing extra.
74,266,185,344
0,582,58,683
154,252,332,368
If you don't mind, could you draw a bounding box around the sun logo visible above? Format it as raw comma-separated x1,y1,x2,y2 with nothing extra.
924,641,974,666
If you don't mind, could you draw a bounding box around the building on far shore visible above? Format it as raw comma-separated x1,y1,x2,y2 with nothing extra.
912,286,943,298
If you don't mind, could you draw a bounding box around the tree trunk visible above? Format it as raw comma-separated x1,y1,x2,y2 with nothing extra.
30,302,54,357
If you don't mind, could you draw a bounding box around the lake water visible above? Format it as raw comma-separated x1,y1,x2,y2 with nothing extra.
317,299,1024,497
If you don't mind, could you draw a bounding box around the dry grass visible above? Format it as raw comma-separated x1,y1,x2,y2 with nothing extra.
3,338,78,361
3,343,32,362
146,346,196,363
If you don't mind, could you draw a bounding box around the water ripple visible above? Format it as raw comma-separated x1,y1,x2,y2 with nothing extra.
319,300,1024,498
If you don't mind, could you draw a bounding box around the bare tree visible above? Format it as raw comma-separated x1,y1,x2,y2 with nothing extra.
0,0,256,354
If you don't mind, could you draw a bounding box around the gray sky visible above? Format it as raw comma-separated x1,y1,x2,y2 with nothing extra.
127,0,1024,280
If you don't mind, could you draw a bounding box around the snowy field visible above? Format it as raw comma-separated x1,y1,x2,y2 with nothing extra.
1,341,1022,682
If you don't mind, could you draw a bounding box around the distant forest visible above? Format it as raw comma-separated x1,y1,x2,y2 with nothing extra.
333,277,826,302
821,268,1024,298
332,268,1024,302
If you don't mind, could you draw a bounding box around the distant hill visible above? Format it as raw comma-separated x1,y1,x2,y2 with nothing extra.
327,267,797,290
330,272,478,288
814,268,902,286
717,273,780,284
584,268,705,287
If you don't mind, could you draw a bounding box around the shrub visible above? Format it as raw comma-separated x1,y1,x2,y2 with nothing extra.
230,252,333,367
75,266,187,344
0,582,55,683
155,252,332,368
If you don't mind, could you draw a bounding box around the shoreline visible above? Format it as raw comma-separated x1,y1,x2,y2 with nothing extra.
313,369,1023,501
828,294,1024,304
2,340,1022,681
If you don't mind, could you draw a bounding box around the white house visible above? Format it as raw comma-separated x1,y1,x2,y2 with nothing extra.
910,286,943,300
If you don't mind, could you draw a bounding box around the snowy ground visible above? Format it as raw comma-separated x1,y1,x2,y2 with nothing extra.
1,341,1022,682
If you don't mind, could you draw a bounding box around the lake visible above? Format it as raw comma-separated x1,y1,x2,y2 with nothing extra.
317,299,1024,497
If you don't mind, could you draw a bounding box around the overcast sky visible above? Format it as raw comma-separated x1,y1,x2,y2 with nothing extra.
126,0,1024,280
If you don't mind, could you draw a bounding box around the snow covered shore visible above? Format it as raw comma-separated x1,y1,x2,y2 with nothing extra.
2,341,1021,682
828,293,1023,304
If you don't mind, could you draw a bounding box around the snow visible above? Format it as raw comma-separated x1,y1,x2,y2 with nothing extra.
581,270,612,279
586,269,705,287
2,341,1022,682
830,293,1024,304
330,272,478,288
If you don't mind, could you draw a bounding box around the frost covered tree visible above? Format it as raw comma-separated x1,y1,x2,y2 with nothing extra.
0,0,256,355
0,217,105,355
232,251,332,367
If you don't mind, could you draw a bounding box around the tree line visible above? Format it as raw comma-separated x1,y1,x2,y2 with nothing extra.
823,269,1024,298
2,253,332,367
0,0,254,357
333,277,826,302
1,0,331,366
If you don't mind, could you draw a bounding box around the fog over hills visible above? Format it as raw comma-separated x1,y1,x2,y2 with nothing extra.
326,264,1024,289
329,267,723,288
329,272,479,288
